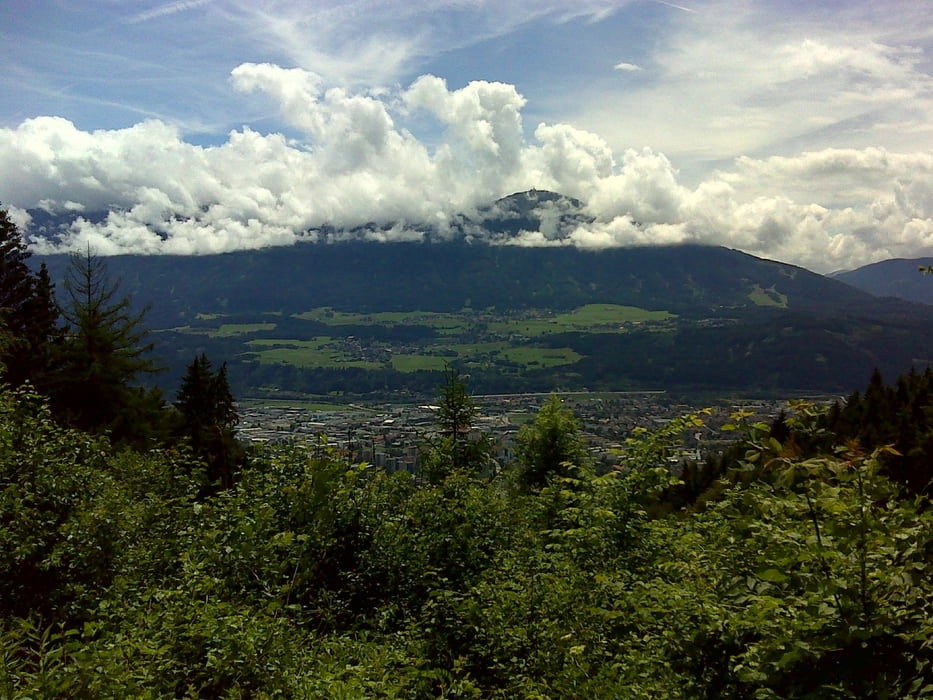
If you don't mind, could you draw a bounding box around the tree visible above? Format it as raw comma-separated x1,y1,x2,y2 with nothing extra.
16,263,64,393
174,353,242,490
0,208,62,390
422,367,491,483
53,249,164,445
0,207,35,326
515,394,590,491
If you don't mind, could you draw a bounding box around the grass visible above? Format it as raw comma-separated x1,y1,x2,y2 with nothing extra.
390,355,451,372
245,338,384,370
489,304,674,336
213,322,277,337
184,304,672,376
292,304,672,339
500,346,582,367
748,286,788,308
294,308,468,334
248,338,331,349
557,304,674,325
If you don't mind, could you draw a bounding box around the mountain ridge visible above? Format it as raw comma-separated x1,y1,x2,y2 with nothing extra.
832,257,933,305
26,190,933,396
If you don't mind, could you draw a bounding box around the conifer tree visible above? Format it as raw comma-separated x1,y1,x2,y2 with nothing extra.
0,208,34,322
516,393,590,491
422,367,491,483
174,353,242,490
54,249,163,445
0,208,62,390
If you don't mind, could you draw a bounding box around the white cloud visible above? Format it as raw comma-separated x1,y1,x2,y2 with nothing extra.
0,66,931,274
613,62,642,72
560,0,933,174
217,0,632,89
126,0,216,25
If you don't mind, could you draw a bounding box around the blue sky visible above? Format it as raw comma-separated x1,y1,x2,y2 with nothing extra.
1,0,931,272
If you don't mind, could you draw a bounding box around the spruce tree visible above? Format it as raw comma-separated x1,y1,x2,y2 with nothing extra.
174,353,242,490
54,249,163,445
516,394,590,491
0,207,35,324
0,207,62,390
422,367,491,483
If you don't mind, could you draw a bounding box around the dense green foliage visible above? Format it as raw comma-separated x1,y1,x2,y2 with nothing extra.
821,367,933,497
0,209,240,473
5,205,933,696
0,208,62,394
53,251,167,446
2,379,931,697
515,393,590,491
421,368,492,483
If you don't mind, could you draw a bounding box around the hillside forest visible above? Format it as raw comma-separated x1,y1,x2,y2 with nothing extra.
2,206,933,698
33,197,933,400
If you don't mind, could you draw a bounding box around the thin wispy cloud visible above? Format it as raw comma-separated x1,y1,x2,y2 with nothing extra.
613,62,643,72
126,0,215,24
650,0,697,14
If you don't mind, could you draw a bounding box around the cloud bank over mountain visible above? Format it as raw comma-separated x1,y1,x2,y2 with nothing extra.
1,0,931,273
2,65,931,273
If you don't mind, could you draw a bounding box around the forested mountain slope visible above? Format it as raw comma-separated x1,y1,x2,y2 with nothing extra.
37,241,876,323
33,240,933,396
28,191,933,396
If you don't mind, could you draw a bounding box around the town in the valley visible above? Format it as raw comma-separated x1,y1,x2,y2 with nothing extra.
237,391,806,475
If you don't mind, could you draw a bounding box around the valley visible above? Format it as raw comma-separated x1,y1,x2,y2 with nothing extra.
32,193,933,401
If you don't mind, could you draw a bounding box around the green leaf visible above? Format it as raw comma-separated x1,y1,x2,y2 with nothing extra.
757,568,789,583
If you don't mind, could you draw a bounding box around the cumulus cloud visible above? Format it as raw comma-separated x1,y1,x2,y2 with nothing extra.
0,65,932,273
613,62,642,72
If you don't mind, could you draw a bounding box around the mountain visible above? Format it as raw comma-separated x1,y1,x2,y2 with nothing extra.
29,191,933,397
832,258,933,305
37,240,878,323
467,189,592,241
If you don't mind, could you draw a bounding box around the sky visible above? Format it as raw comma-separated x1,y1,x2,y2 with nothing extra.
1,0,931,273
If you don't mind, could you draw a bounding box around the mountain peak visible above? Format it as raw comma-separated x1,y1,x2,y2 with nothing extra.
469,189,592,242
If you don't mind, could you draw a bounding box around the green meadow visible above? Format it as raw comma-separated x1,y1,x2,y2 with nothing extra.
172,304,671,376
245,338,383,370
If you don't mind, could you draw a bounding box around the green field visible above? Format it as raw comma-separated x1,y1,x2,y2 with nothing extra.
214,322,277,337
179,304,672,376
559,304,674,324
245,338,383,369
294,308,468,334
500,346,582,367
489,304,674,336
293,304,671,338
748,286,789,308
390,354,451,372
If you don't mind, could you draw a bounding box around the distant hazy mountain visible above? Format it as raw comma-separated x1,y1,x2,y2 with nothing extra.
832,258,933,305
